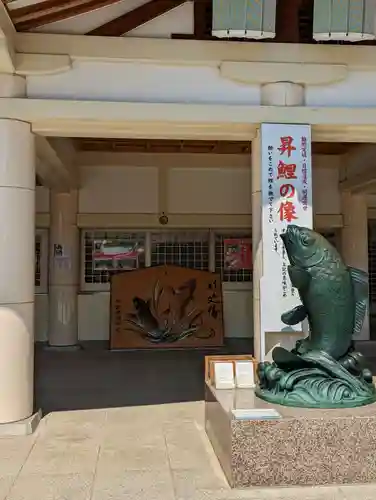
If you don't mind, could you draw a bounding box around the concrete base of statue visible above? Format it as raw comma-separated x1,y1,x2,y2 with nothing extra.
205,381,376,487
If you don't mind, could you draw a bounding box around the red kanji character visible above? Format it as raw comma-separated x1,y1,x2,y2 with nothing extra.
279,184,295,198
279,201,298,222
278,136,296,157
277,161,297,180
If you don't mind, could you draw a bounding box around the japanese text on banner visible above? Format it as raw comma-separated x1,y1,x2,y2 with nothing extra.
260,123,312,336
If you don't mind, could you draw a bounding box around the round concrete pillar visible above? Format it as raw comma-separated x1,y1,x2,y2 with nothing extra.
0,308,33,423
48,190,79,348
0,119,35,423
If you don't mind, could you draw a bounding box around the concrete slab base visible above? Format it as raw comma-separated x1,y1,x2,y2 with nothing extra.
0,409,42,437
205,382,376,488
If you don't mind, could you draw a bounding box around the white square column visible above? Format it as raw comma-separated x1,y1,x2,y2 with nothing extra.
0,119,37,426
253,82,305,360
341,192,370,341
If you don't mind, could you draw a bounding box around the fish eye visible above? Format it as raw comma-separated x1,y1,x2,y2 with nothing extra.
300,233,311,246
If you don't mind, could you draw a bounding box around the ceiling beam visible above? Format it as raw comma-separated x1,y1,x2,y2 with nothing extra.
87,0,187,37
0,2,16,72
274,0,302,43
340,168,376,193
73,138,351,155
35,136,79,192
193,0,208,39
9,0,123,31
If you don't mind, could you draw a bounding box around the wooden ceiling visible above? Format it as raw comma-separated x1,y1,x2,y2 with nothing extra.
6,0,207,35
8,0,125,32
4,0,376,43
74,138,359,155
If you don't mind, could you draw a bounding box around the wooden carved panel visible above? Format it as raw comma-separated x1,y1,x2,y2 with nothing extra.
110,265,224,349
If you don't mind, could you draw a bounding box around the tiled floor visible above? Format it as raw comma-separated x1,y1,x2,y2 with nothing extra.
0,401,375,500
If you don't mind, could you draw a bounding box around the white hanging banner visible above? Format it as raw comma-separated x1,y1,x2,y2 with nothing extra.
260,123,313,357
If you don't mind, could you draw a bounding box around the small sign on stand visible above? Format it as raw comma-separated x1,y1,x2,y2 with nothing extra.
213,362,235,389
232,408,281,420
235,360,255,388
205,355,257,390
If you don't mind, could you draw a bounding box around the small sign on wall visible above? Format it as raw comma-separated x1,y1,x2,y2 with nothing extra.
53,244,63,257
92,239,144,272
224,238,252,271
53,243,71,270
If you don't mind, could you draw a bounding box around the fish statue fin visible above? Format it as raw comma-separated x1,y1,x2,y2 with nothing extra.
348,266,369,337
272,346,311,370
288,266,311,290
281,305,307,326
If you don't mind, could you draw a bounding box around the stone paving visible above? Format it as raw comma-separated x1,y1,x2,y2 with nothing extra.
0,401,375,499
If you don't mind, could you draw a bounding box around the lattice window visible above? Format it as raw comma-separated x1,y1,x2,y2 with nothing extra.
35,229,48,293
368,222,376,306
35,234,41,288
215,233,252,282
151,231,209,271
82,230,146,290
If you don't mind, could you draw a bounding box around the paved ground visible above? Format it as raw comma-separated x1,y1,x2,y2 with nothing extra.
0,401,375,500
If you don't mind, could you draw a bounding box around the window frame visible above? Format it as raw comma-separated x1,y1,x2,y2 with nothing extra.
211,229,253,292
150,229,210,272
35,228,49,294
79,227,346,293
80,229,147,292
80,228,254,293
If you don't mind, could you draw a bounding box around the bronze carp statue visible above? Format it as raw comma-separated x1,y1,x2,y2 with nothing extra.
256,224,376,408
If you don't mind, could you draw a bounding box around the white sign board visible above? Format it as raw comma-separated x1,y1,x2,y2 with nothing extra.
260,123,312,358
235,361,255,388
213,362,235,390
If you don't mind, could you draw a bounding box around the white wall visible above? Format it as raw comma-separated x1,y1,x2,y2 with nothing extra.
306,71,376,107
79,166,159,214
77,154,340,216
168,167,252,214
35,153,343,342
312,155,342,215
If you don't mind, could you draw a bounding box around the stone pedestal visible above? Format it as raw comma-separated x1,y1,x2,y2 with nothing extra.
205,382,376,487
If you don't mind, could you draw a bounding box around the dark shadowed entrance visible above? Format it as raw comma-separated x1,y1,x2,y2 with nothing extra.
34,339,253,414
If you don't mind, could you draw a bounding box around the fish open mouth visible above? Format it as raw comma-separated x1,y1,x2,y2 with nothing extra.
281,225,299,243
280,231,290,245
